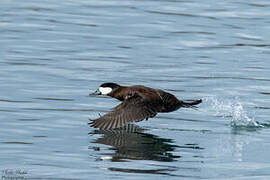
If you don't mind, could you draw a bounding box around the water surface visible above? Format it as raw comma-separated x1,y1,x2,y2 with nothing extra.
0,0,270,179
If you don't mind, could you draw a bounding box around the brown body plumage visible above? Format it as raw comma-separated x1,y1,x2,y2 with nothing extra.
89,83,202,129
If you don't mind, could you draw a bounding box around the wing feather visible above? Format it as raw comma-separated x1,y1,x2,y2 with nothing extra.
90,96,159,129
111,115,117,129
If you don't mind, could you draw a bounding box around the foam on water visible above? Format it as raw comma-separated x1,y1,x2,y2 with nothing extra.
205,97,264,128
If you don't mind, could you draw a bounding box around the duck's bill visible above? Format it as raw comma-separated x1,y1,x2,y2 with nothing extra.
89,89,101,96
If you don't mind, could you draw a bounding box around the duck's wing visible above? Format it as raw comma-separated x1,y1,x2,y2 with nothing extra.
89,95,160,130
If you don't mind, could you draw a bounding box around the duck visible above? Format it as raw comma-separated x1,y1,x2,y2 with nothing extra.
89,82,202,129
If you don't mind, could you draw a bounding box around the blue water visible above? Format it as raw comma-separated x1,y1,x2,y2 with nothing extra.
1,0,270,179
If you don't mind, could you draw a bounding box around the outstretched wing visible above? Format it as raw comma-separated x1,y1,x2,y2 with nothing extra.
89,96,159,129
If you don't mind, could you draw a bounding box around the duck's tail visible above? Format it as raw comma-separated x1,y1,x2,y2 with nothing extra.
179,99,202,108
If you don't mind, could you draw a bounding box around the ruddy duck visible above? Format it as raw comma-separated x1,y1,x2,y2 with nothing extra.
89,83,202,129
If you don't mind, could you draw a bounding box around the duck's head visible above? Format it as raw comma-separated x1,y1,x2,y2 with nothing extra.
91,82,120,95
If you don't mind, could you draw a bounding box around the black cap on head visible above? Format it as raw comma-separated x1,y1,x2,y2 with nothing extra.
100,82,120,89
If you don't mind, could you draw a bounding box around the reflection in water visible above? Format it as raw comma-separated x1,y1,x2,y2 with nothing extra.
90,125,204,177
90,125,180,162
230,130,251,162
108,167,175,176
230,124,270,162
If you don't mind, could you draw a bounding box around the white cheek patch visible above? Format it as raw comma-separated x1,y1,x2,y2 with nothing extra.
99,87,112,95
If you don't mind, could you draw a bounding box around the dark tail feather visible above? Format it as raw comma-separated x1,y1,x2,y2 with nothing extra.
180,99,202,108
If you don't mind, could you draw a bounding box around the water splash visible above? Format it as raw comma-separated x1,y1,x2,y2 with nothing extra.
205,97,264,128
